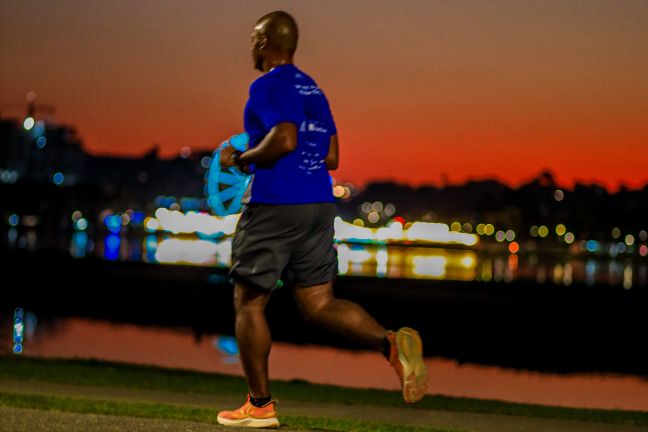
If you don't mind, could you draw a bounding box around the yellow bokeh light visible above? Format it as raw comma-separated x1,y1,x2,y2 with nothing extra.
460,255,475,268
144,217,160,231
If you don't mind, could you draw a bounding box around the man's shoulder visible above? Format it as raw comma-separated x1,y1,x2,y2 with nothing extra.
292,66,316,83
249,73,274,94
249,71,293,96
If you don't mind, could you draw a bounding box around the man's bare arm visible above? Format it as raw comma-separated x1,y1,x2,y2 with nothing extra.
325,134,338,170
221,122,297,168
238,122,297,167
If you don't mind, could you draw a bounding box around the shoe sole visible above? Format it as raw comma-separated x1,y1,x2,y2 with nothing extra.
396,327,428,403
217,415,280,428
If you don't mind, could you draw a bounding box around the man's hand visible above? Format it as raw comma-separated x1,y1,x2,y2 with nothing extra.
220,145,237,168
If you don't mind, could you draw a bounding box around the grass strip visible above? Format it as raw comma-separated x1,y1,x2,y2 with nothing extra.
0,391,456,432
1,356,647,426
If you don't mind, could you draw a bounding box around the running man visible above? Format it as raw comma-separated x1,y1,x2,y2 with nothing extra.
217,11,428,428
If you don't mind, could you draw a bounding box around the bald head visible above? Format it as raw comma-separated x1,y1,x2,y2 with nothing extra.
255,11,299,55
251,11,299,72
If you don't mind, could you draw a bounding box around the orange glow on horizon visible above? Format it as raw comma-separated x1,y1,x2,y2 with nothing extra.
2,1,647,193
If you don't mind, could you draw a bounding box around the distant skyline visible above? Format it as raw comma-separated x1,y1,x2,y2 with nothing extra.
2,0,647,191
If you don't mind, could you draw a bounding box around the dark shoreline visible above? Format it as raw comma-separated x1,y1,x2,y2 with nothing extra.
4,248,647,377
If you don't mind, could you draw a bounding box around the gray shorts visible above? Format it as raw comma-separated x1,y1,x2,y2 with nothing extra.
229,202,338,291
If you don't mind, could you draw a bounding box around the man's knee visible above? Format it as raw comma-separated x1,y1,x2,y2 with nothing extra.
234,282,269,313
294,284,334,323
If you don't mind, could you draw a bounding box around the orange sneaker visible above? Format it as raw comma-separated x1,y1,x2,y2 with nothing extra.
217,394,279,428
387,327,428,403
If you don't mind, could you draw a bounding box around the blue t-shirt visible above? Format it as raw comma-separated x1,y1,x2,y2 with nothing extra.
242,64,336,204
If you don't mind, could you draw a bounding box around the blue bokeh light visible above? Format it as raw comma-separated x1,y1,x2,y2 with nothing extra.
216,336,239,356
104,215,122,234
585,240,601,253
144,235,158,263
71,231,88,258
130,211,145,226
104,234,120,261
8,214,19,227
53,172,64,186
13,308,24,355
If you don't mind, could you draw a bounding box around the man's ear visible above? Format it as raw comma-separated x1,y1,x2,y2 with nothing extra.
258,34,268,50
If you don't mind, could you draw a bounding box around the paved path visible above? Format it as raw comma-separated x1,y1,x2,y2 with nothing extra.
1,379,646,432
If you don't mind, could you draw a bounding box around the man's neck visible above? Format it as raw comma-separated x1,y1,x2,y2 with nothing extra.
265,57,294,73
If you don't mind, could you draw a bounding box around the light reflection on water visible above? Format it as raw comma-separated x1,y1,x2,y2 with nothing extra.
80,233,647,287
4,228,647,287
5,316,648,412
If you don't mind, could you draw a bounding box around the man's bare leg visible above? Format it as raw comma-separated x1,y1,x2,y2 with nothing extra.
293,280,428,403
293,281,386,350
234,282,272,398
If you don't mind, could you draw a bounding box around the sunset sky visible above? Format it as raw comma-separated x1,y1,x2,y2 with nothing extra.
2,0,647,190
